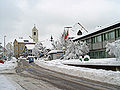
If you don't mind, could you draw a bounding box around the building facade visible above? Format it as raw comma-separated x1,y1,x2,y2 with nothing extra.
24,44,35,56
73,22,120,59
13,39,35,58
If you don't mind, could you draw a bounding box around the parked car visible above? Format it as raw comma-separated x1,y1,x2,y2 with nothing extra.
0,60,4,64
47,50,64,60
27,56,34,63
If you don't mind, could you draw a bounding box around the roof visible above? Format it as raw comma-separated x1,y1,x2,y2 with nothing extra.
73,22,120,41
25,44,35,49
15,38,35,43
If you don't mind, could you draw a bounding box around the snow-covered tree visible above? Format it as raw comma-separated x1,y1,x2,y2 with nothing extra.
52,30,89,60
52,30,69,50
0,45,3,59
6,49,14,60
32,41,46,57
106,40,120,60
63,40,89,59
6,43,14,60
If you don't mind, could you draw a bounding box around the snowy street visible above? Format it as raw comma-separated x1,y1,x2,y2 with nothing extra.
0,57,120,89
1,71,60,90
15,59,120,90
0,58,60,90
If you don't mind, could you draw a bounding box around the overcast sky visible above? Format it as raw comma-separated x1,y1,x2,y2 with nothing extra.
0,0,120,45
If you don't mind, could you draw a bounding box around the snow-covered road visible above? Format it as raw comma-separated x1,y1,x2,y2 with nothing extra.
1,57,120,89
35,58,120,86
0,57,23,90
0,58,60,90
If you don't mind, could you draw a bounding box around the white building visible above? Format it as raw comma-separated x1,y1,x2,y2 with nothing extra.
24,44,35,56
32,25,38,43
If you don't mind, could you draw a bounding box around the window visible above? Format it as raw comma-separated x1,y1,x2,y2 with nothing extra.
24,40,29,42
99,51,105,58
34,32,36,35
103,31,115,41
85,38,90,43
108,31,114,39
91,37,96,43
96,35,101,42
91,35,101,43
115,28,120,38
28,50,32,53
104,33,108,40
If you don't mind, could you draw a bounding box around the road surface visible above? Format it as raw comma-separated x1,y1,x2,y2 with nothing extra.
14,59,120,90
1,59,120,90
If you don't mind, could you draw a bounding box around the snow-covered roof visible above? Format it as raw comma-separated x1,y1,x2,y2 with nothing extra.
25,44,35,49
72,21,120,41
16,38,35,43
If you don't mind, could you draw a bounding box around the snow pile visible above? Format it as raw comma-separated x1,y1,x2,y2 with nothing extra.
0,57,17,70
43,59,63,66
0,75,16,90
63,58,120,65
35,58,120,86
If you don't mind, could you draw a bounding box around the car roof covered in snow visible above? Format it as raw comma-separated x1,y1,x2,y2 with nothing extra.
48,50,64,54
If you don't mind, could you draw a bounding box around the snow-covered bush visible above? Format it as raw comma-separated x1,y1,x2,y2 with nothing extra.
83,55,90,61
106,40,120,60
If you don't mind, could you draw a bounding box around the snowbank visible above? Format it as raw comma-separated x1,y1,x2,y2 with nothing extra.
0,57,17,71
35,58,120,86
62,58,120,65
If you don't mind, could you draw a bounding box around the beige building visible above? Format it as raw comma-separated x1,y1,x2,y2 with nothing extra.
24,44,35,56
13,38,35,58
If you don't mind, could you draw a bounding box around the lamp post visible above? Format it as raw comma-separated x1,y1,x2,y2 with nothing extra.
4,35,6,59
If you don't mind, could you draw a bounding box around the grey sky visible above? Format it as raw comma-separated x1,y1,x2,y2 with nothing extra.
0,0,120,45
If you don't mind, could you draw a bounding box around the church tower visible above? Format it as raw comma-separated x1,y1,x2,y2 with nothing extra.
32,24,38,43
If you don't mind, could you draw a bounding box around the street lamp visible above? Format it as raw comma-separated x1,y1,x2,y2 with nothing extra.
4,35,6,59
